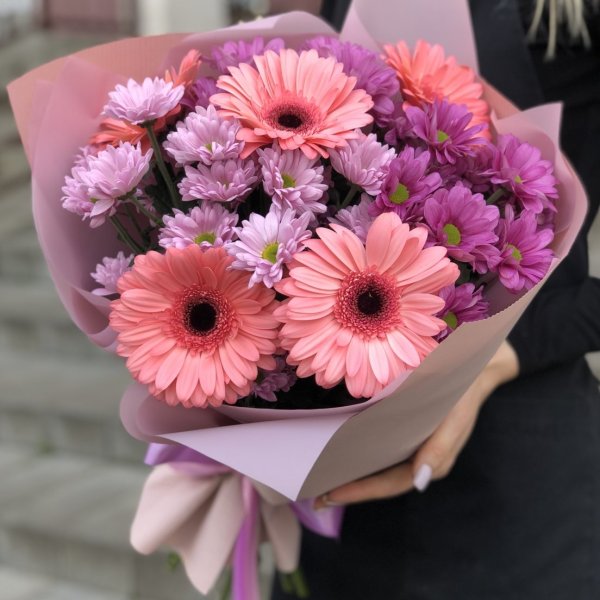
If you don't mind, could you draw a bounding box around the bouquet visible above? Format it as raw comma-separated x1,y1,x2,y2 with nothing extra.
8,0,587,597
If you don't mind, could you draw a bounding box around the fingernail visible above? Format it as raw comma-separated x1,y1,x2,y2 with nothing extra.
314,493,343,510
413,464,432,492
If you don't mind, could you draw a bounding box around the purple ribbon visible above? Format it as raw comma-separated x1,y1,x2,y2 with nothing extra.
145,443,343,600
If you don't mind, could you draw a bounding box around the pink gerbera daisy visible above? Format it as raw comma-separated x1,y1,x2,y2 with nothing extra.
275,213,459,398
210,48,374,159
384,40,490,137
110,246,279,408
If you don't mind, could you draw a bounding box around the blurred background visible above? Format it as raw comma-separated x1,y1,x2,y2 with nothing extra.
0,1,599,599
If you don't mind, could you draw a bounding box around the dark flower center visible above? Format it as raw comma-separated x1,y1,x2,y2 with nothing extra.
357,288,383,316
187,302,217,334
277,113,303,129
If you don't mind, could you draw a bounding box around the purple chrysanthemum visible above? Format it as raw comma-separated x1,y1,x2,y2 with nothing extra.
329,194,374,244
258,145,328,217
383,104,414,146
103,77,184,124
179,159,257,203
252,356,297,402
423,184,500,265
228,209,311,288
210,36,285,74
436,283,489,341
371,146,441,217
406,99,487,165
182,76,219,110
91,251,133,296
163,105,243,166
62,163,109,228
493,205,554,292
304,36,400,125
329,131,395,196
489,134,559,214
158,203,238,250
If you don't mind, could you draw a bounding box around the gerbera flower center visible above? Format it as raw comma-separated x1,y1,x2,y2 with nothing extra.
264,98,319,134
172,285,236,352
443,223,462,245
334,270,400,338
187,302,217,333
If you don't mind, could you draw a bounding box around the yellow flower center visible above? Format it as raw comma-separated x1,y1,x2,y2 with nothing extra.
261,242,280,264
514,174,523,184
194,232,216,245
390,183,410,204
443,223,461,246
282,173,296,188
507,243,523,261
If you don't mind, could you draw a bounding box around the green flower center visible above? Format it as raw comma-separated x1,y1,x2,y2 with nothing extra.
204,142,213,151
390,183,410,204
443,223,462,246
514,174,523,184
507,243,523,261
436,130,450,143
281,173,296,188
261,242,280,264
194,232,216,245
443,311,458,330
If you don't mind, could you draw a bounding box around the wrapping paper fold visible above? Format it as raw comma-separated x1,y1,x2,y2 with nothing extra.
7,0,587,503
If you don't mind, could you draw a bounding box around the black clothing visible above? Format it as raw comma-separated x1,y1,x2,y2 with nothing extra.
272,1,600,598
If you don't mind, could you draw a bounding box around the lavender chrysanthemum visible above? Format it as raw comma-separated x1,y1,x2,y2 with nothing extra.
79,142,153,201
158,203,238,250
423,185,500,265
329,194,374,244
371,146,441,218
258,145,328,217
329,131,395,196
91,251,133,296
104,77,184,124
304,36,400,125
489,134,559,214
62,143,152,228
210,36,285,74
436,283,489,341
493,205,554,292
252,356,297,402
228,209,311,288
179,159,257,203
164,105,243,166
406,99,487,165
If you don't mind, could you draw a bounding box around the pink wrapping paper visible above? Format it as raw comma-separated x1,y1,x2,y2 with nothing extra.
8,1,587,502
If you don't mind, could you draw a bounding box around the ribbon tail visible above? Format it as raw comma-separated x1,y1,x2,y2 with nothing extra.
232,479,261,600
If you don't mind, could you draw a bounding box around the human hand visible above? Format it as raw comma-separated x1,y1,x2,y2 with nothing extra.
313,341,519,509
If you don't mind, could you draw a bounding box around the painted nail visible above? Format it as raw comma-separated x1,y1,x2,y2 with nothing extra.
413,464,432,492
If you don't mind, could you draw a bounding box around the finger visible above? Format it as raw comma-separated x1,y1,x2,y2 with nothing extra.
314,463,414,508
412,398,479,491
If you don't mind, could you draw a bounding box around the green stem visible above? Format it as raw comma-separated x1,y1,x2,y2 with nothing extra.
110,216,144,254
486,187,506,205
123,203,148,246
289,567,310,598
128,194,163,226
340,184,360,210
279,573,295,595
220,570,232,600
144,123,181,209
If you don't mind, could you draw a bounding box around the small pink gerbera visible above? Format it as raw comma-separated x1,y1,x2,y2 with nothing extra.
384,40,490,137
275,213,459,398
110,246,279,408
211,48,374,159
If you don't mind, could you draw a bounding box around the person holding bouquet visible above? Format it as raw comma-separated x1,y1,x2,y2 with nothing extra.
273,0,600,597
